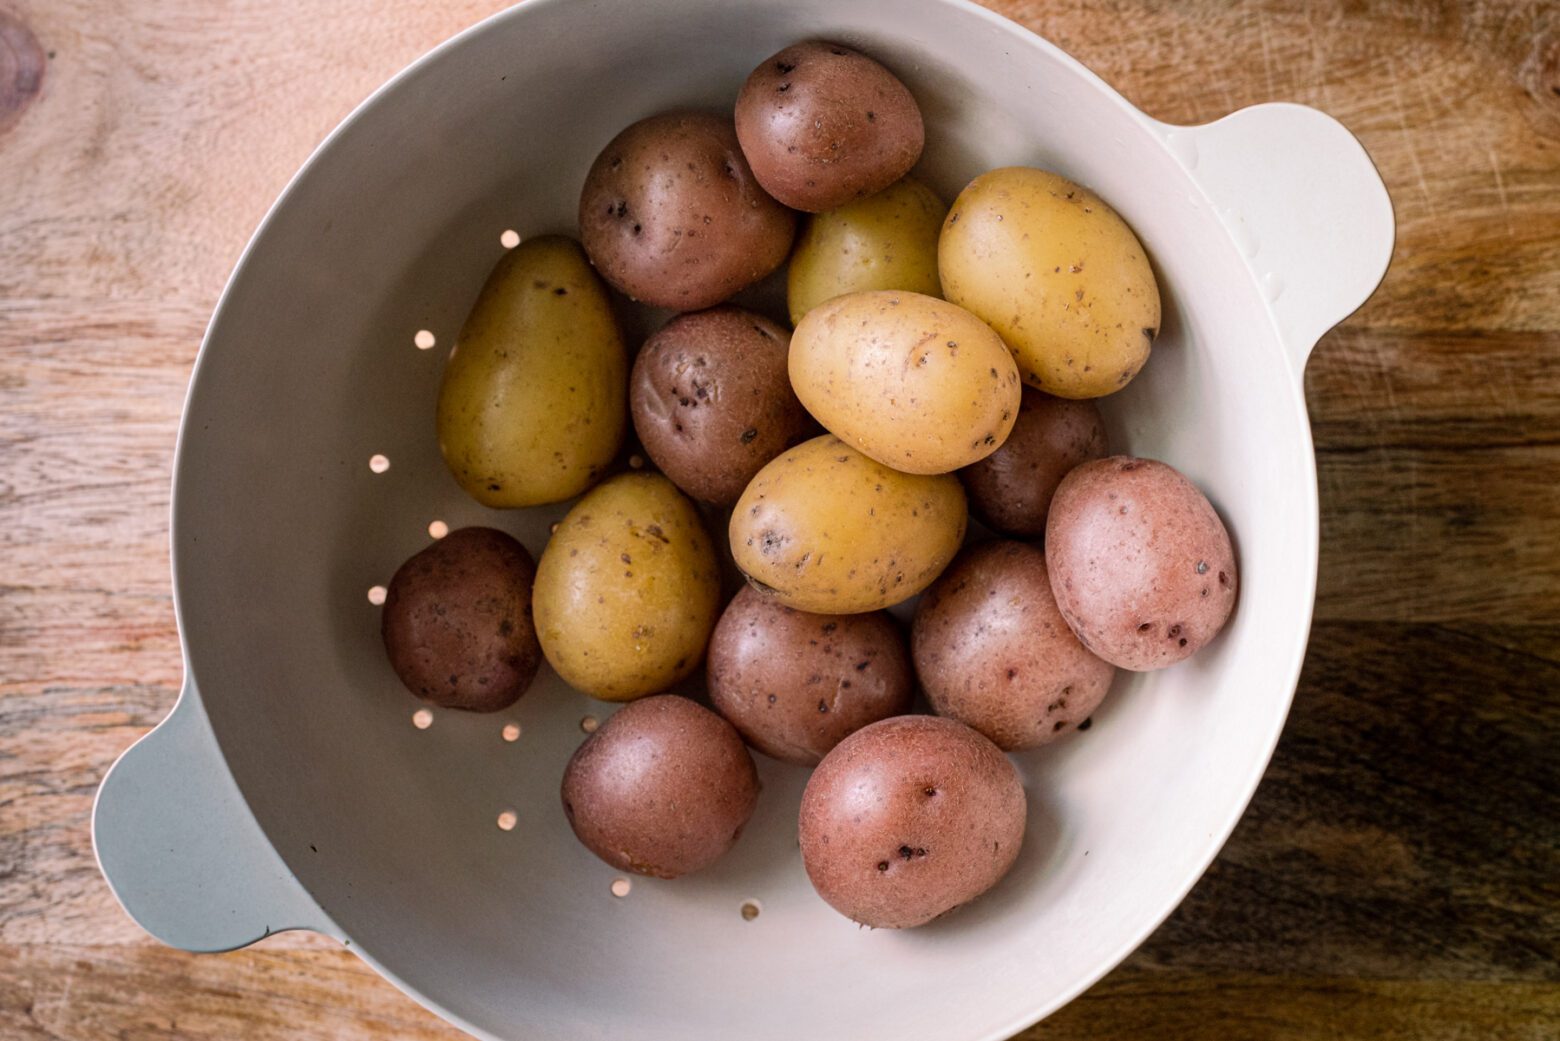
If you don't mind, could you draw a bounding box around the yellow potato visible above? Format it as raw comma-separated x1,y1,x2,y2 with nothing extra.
730,435,966,613
533,473,720,702
789,291,1020,475
939,168,1161,399
437,236,627,507
787,177,947,326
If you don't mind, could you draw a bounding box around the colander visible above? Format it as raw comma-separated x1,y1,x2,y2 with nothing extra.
91,0,1394,1038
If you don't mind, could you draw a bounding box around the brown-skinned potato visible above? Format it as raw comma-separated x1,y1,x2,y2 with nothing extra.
630,308,813,507
735,40,924,213
707,585,912,765
381,527,541,712
562,695,759,878
959,388,1109,537
579,111,794,310
913,540,1114,750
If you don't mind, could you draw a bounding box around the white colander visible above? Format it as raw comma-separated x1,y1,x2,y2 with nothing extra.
91,1,1394,1038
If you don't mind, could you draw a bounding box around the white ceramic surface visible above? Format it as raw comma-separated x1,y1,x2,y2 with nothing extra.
92,1,1393,1039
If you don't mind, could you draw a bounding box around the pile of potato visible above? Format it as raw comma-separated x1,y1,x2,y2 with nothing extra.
381,40,1237,929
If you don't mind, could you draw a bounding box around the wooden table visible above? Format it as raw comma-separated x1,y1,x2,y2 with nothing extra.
1,0,1556,1037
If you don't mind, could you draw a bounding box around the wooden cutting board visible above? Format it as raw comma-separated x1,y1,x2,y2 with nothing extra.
0,1,1555,1038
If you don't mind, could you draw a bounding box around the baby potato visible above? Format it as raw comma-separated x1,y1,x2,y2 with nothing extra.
707,585,913,765
381,527,541,712
730,434,967,614
629,307,813,507
787,177,947,326
799,715,1026,929
437,236,626,507
578,111,794,310
940,167,1161,399
533,473,720,701
959,388,1109,537
912,541,1114,750
735,40,924,213
790,291,1021,475
1047,457,1238,671
562,695,759,879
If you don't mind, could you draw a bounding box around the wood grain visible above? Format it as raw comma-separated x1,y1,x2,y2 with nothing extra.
1,0,1557,1038
1317,445,1560,622
1150,623,1558,983
1306,328,1560,450
1027,976,1560,1041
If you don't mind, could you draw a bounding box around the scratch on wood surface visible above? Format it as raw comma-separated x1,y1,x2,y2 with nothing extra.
1375,338,1403,421
1168,15,1218,120
1384,55,1440,226
1304,4,1338,114
1487,146,1515,237
1255,3,1277,98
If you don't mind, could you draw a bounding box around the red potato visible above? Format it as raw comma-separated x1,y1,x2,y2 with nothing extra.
561,695,760,879
735,41,924,213
799,715,1025,928
1046,457,1238,670
707,585,912,765
578,112,794,310
380,527,541,712
913,541,1114,750
630,308,813,507
959,388,1109,538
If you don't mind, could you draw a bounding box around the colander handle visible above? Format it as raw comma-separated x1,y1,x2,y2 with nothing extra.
1157,102,1395,376
92,677,339,952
